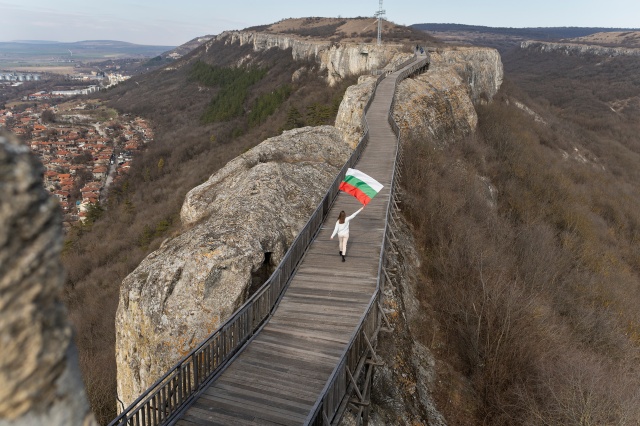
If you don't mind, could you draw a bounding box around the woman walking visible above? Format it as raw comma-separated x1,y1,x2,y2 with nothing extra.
331,207,364,262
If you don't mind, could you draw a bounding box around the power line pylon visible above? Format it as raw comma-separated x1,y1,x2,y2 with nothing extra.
375,0,386,45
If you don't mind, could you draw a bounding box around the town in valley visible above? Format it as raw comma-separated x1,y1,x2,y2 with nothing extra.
0,98,153,225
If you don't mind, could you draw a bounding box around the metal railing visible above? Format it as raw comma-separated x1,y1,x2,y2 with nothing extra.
372,53,418,77
306,53,430,426
388,55,430,134
108,55,423,426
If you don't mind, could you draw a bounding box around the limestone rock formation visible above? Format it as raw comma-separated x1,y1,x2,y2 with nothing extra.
218,31,413,85
116,126,352,406
320,44,412,87
220,30,330,61
521,40,640,57
0,133,95,425
394,70,477,143
429,47,503,104
334,74,378,148
393,47,503,143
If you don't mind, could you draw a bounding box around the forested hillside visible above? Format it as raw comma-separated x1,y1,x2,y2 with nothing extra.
61,37,354,423
400,48,640,424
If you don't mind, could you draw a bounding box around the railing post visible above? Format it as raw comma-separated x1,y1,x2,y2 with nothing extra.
192,355,199,391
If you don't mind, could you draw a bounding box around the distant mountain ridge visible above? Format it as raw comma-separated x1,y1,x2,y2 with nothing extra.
411,24,640,40
3,39,174,48
410,24,640,53
7,40,61,44
0,40,175,62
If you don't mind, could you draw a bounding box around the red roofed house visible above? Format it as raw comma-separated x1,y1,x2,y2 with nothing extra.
53,190,70,203
93,166,108,180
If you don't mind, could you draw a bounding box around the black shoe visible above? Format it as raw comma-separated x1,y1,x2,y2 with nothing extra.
341,255,346,262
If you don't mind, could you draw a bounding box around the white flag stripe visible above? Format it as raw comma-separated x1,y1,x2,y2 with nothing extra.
346,168,384,192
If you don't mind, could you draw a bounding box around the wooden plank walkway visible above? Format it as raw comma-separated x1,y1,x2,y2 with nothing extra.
173,63,410,426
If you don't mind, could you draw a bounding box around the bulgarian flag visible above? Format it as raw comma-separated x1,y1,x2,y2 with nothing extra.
339,168,384,205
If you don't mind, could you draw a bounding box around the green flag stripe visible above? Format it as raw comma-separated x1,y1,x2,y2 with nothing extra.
343,175,379,199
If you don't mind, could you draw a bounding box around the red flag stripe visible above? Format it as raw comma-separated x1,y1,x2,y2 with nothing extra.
339,181,372,205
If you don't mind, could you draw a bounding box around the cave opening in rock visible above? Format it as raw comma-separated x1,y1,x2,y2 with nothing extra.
249,252,274,296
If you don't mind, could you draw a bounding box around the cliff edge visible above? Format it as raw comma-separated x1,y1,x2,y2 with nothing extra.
394,47,503,144
115,126,352,405
521,40,640,57
218,31,414,86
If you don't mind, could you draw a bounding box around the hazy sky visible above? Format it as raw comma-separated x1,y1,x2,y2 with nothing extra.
1,0,638,46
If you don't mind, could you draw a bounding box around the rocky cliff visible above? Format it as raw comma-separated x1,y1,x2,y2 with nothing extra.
0,134,95,425
393,47,503,144
217,31,413,85
521,40,640,57
334,74,378,148
115,44,504,412
116,126,352,406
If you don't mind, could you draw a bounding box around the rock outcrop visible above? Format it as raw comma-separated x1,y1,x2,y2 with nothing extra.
521,40,640,57
217,31,413,85
430,47,503,104
0,133,95,425
393,47,503,143
334,74,378,148
116,126,352,406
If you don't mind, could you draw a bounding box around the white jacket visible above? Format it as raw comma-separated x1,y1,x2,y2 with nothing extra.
331,208,363,238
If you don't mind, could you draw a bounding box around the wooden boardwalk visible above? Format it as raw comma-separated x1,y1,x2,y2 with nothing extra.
173,64,409,426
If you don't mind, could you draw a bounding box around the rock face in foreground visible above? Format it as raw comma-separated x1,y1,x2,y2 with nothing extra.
335,74,378,148
0,134,95,425
394,47,503,143
116,126,351,406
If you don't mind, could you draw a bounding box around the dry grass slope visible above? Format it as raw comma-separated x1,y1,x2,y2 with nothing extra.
400,52,640,424
247,17,438,44
565,31,640,48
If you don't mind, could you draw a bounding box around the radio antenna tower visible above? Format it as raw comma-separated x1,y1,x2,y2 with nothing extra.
374,0,386,45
